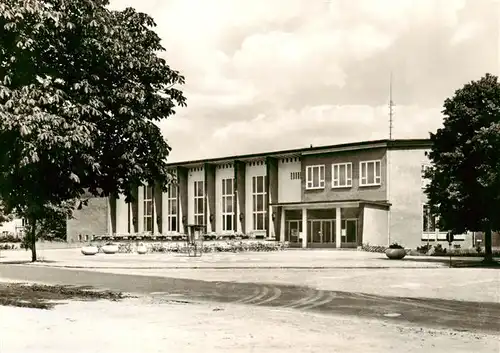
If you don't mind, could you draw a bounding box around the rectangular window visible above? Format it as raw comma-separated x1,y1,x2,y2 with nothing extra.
306,165,325,189
194,180,204,226
359,160,381,186
143,185,153,233
252,175,267,231
422,204,436,232
166,185,177,232
332,163,352,188
221,178,234,232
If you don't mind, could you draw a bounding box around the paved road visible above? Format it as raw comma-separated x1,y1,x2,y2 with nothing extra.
1,264,499,334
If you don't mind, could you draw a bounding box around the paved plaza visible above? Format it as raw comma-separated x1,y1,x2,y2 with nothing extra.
1,248,499,352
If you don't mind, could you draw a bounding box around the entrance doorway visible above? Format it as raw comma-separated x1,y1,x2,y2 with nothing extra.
307,219,335,245
285,220,302,245
341,219,357,247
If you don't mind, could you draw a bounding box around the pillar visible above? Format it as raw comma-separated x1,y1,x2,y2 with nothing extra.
107,196,113,236
161,189,169,234
301,207,307,248
266,157,279,238
280,207,285,242
115,193,128,234
205,163,216,233
335,207,341,248
153,184,161,234
128,201,133,233
177,167,188,235
137,185,144,233
128,187,138,234
234,160,246,234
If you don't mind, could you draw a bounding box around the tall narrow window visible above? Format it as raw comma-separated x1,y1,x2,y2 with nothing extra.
167,185,177,232
252,175,267,231
222,178,234,231
144,185,153,232
422,204,436,232
194,180,204,225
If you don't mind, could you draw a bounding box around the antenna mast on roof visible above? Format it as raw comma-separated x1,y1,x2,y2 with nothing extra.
389,72,395,140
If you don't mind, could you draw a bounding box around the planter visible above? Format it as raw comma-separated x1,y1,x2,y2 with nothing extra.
137,245,147,255
102,244,119,254
385,248,406,260
81,245,98,256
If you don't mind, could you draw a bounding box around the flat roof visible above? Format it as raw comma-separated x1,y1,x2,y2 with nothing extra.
166,138,431,168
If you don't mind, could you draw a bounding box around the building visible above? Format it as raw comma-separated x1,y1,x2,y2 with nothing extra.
66,138,473,249
0,217,27,238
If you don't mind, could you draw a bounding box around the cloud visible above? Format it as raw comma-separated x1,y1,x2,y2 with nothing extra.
109,0,499,163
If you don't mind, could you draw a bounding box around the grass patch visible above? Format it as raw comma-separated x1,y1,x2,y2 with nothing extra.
0,283,127,310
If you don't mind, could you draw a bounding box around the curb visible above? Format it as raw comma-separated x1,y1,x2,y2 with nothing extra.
18,264,445,270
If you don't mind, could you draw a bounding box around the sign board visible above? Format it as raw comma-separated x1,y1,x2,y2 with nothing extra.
446,232,454,244
341,229,346,237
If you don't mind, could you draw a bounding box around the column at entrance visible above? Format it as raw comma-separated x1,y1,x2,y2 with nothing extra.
335,207,341,248
301,207,308,248
280,207,285,242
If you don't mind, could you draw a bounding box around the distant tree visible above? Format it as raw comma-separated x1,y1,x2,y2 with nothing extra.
0,201,12,225
0,0,186,261
425,73,500,263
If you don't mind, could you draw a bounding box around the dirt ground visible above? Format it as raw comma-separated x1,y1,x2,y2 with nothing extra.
1,294,498,353
0,282,126,309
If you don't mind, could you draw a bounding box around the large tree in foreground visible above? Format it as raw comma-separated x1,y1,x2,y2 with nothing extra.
425,73,500,263
0,0,186,261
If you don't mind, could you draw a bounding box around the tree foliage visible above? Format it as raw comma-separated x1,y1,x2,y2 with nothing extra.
425,73,500,261
0,0,186,260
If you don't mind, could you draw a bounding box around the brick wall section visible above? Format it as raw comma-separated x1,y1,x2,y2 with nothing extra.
67,196,109,242
301,148,387,202
266,157,279,238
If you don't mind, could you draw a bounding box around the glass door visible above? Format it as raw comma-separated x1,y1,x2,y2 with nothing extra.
287,220,301,244
341,219,357,247
322,220,333,244
307,220,335,245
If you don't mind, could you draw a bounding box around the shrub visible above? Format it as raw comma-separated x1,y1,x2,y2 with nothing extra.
388,243,404,249
143,240,288,254
118,243,132,253
361,243,387,253
432,244,447,255
0,234,22,243
416,244,432,254
0,243,17,250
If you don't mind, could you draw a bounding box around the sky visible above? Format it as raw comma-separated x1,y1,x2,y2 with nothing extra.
110,0,499,163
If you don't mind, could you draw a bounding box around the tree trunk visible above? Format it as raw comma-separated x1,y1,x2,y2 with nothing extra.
30,217,37,262
483,221,493,263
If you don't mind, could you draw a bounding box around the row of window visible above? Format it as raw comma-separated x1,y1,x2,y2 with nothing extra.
305,160,382,190
139,176,269,233
141,185,177,233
